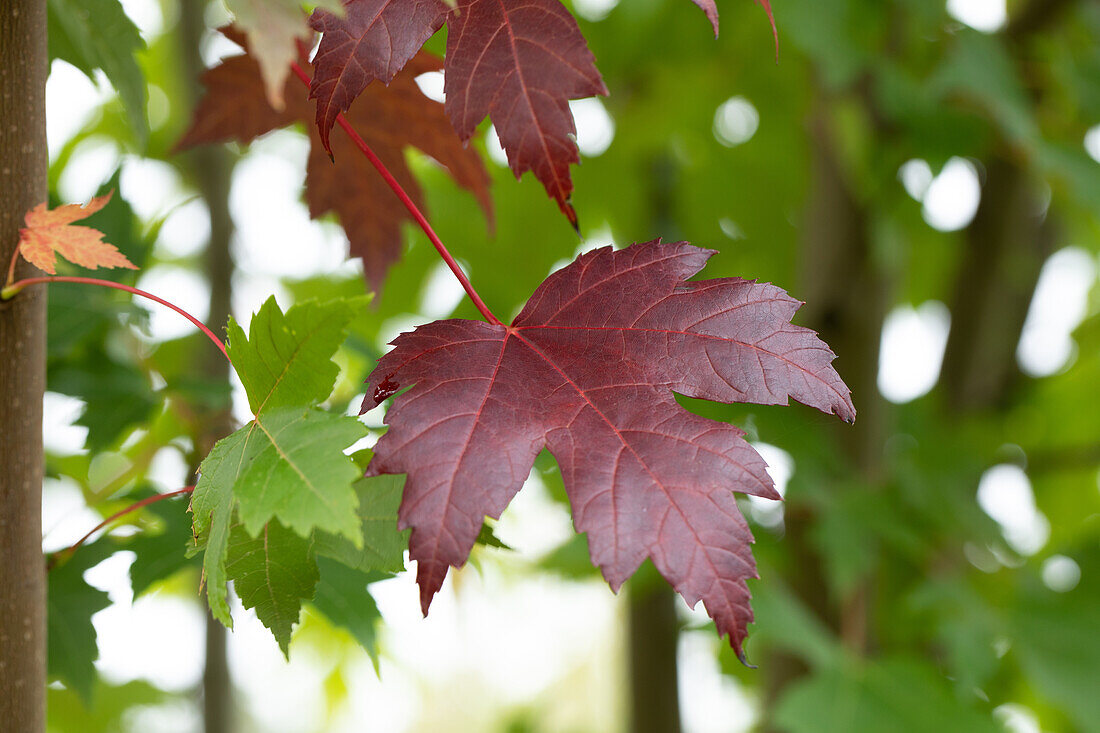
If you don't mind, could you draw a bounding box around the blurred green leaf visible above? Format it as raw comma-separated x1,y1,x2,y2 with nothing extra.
47,0,148,144
47,541,115,702
123,490,198,596
1012,552,1100,733
48,679,180,730
311,559,388,664
775,657,1000,733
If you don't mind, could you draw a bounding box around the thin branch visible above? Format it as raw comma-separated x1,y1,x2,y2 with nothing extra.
2,276,229,361
46,486,195,571
287,61,503,326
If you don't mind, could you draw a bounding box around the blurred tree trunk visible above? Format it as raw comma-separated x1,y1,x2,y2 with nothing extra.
762,2,1073,721
0,1,49,729
762,100,890,723
628,583,683,733
623,153,684,733
941,0,1073,412
178,2,238,731
941,155,1056,411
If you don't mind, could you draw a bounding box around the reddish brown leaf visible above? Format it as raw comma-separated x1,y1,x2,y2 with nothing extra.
309,0,449,157
364,240,854,655
177,30,491,290
444,0,607,226
18,192,137,275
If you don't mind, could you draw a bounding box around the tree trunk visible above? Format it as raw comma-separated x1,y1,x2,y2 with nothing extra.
178,4,238,731
0,1,49,729
628,582,683,733
763,102,890,723
940,157,1056,411
622,154,685,733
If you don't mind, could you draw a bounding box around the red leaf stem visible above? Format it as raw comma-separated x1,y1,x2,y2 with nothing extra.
5,246,19,288
2,276,229,361
288,61,502,326
46,487,195,571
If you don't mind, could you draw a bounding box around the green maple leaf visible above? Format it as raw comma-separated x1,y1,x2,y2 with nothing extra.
226,520,319,655
47,541,115,702
191,296,367,625
47,0,148,144
314,472,409,574
312,558,389,665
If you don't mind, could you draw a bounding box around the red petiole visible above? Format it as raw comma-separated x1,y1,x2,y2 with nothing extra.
2,276,229,361
5,246,20,288
288,61,503,327
46,486,195,571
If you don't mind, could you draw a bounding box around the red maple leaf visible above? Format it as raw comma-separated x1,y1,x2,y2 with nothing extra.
443,0,607,227
177,29,492,291
18,192,137,275
309,0,449,157
364,240,854,655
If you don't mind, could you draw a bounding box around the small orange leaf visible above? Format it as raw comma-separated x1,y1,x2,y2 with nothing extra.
18,191,138,275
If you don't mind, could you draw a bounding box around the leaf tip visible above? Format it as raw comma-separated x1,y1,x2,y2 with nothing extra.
736,646,757,669
563,200,581,237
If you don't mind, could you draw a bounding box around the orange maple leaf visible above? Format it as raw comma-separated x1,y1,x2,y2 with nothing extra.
18,191,137,275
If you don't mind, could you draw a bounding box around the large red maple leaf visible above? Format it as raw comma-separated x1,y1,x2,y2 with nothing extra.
364,240,854,655
177,29,491,291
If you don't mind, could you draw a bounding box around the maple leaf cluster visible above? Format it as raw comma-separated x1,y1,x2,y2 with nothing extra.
166,0,851,661
306,0,774,225
213,0,775,233
177,28,492,291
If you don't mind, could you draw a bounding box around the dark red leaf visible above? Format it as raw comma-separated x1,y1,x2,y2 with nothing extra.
444,0,607,225
176,30,491,290
309,0,449,156
364,240,854,654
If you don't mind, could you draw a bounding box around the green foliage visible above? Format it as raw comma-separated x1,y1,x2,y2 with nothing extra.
313,473,409,574
191,296,372,624
48,679,184,733
122,490,198,596
45,173,156,451
227,297,366,414
774,657,1001,733
226,520,320,655
206,407,367,541
47,0,148,144
1011,551,1100,733
311,559,388,663
47,541,114,701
